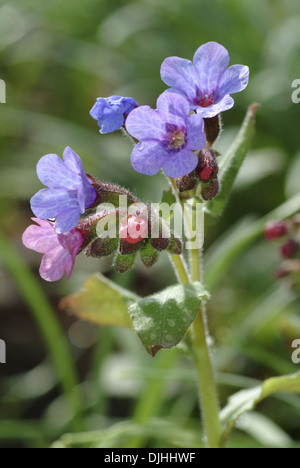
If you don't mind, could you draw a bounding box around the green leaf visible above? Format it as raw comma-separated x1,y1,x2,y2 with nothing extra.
128,283,209,357
206,103,258,217
60,274,138,328
221,371,300,447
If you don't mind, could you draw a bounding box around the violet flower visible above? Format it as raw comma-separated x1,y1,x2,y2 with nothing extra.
125,92,206,178
160,42,249,118
90,96,139,134
30,147,97,234
22,218,83,282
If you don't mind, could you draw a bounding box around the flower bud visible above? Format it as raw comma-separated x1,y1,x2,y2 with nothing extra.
150,237,170,252
281,239,299,259
204,115,221,147
85,237,118,258
119,216,148,244
119,239,142,255
264,220,288,240
197,149,218,182
176,173,196,193
114,252,136,274
201,178,220,201
167,236,182,255
140,242,159,268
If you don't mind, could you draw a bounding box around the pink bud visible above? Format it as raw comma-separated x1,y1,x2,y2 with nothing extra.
119,216,148,244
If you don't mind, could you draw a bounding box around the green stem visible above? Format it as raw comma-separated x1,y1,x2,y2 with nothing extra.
169,253,190,284
168,179,221,448
190,244,221,447
190,310,221,448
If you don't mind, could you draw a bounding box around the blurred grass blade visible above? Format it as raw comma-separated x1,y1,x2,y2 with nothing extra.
237,411,293,448
0,232,84,429
206,103,258,217
125,349,179,448
205,191,300,289
0,420,60,441
221,371,300,447
54,417,203,448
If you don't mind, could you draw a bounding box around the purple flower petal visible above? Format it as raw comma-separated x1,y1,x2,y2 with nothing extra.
55,209,81,234
31,148,97,234
31,188,79,220
193,42,230,92
196,95,234,118
131,141,169,176
157,92,190,128
219,64,249,98
127,92,205,178
57,229,83,256
36,154,81,189
186,113,206,150
126,106,166,141
63,146,85,175
161,148,198,178
160,42,249,118
160,57,199,103
90,96,139,134
99,113,125,134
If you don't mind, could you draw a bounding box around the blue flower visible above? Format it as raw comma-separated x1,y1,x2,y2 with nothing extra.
30,147,97,234
90,96,139,134
160,42,249,118
125,92,206,178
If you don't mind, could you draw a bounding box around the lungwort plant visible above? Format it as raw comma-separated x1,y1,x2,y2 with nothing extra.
23,41,300,448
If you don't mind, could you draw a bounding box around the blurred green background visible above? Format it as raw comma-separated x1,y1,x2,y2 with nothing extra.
1,0,300,448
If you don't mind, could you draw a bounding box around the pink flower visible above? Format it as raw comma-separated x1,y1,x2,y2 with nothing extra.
22,218,83,282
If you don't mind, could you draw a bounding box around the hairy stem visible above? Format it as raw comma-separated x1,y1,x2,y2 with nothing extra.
169,179,221,448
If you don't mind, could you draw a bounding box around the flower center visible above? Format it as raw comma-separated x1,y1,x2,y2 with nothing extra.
165,123,187,151
197,94,214,108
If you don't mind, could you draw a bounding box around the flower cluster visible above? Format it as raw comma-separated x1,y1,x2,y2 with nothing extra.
265,217,300,284
23,41,249,282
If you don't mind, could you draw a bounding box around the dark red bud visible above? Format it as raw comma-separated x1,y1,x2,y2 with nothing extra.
85,237,118,258
201,178,220,201
167,236,182,255
264,220,288,240
281,239,298,259
150,237,170,252
197,149,218,182
176,173,197,193
119,239,142,255
204,115,221,147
